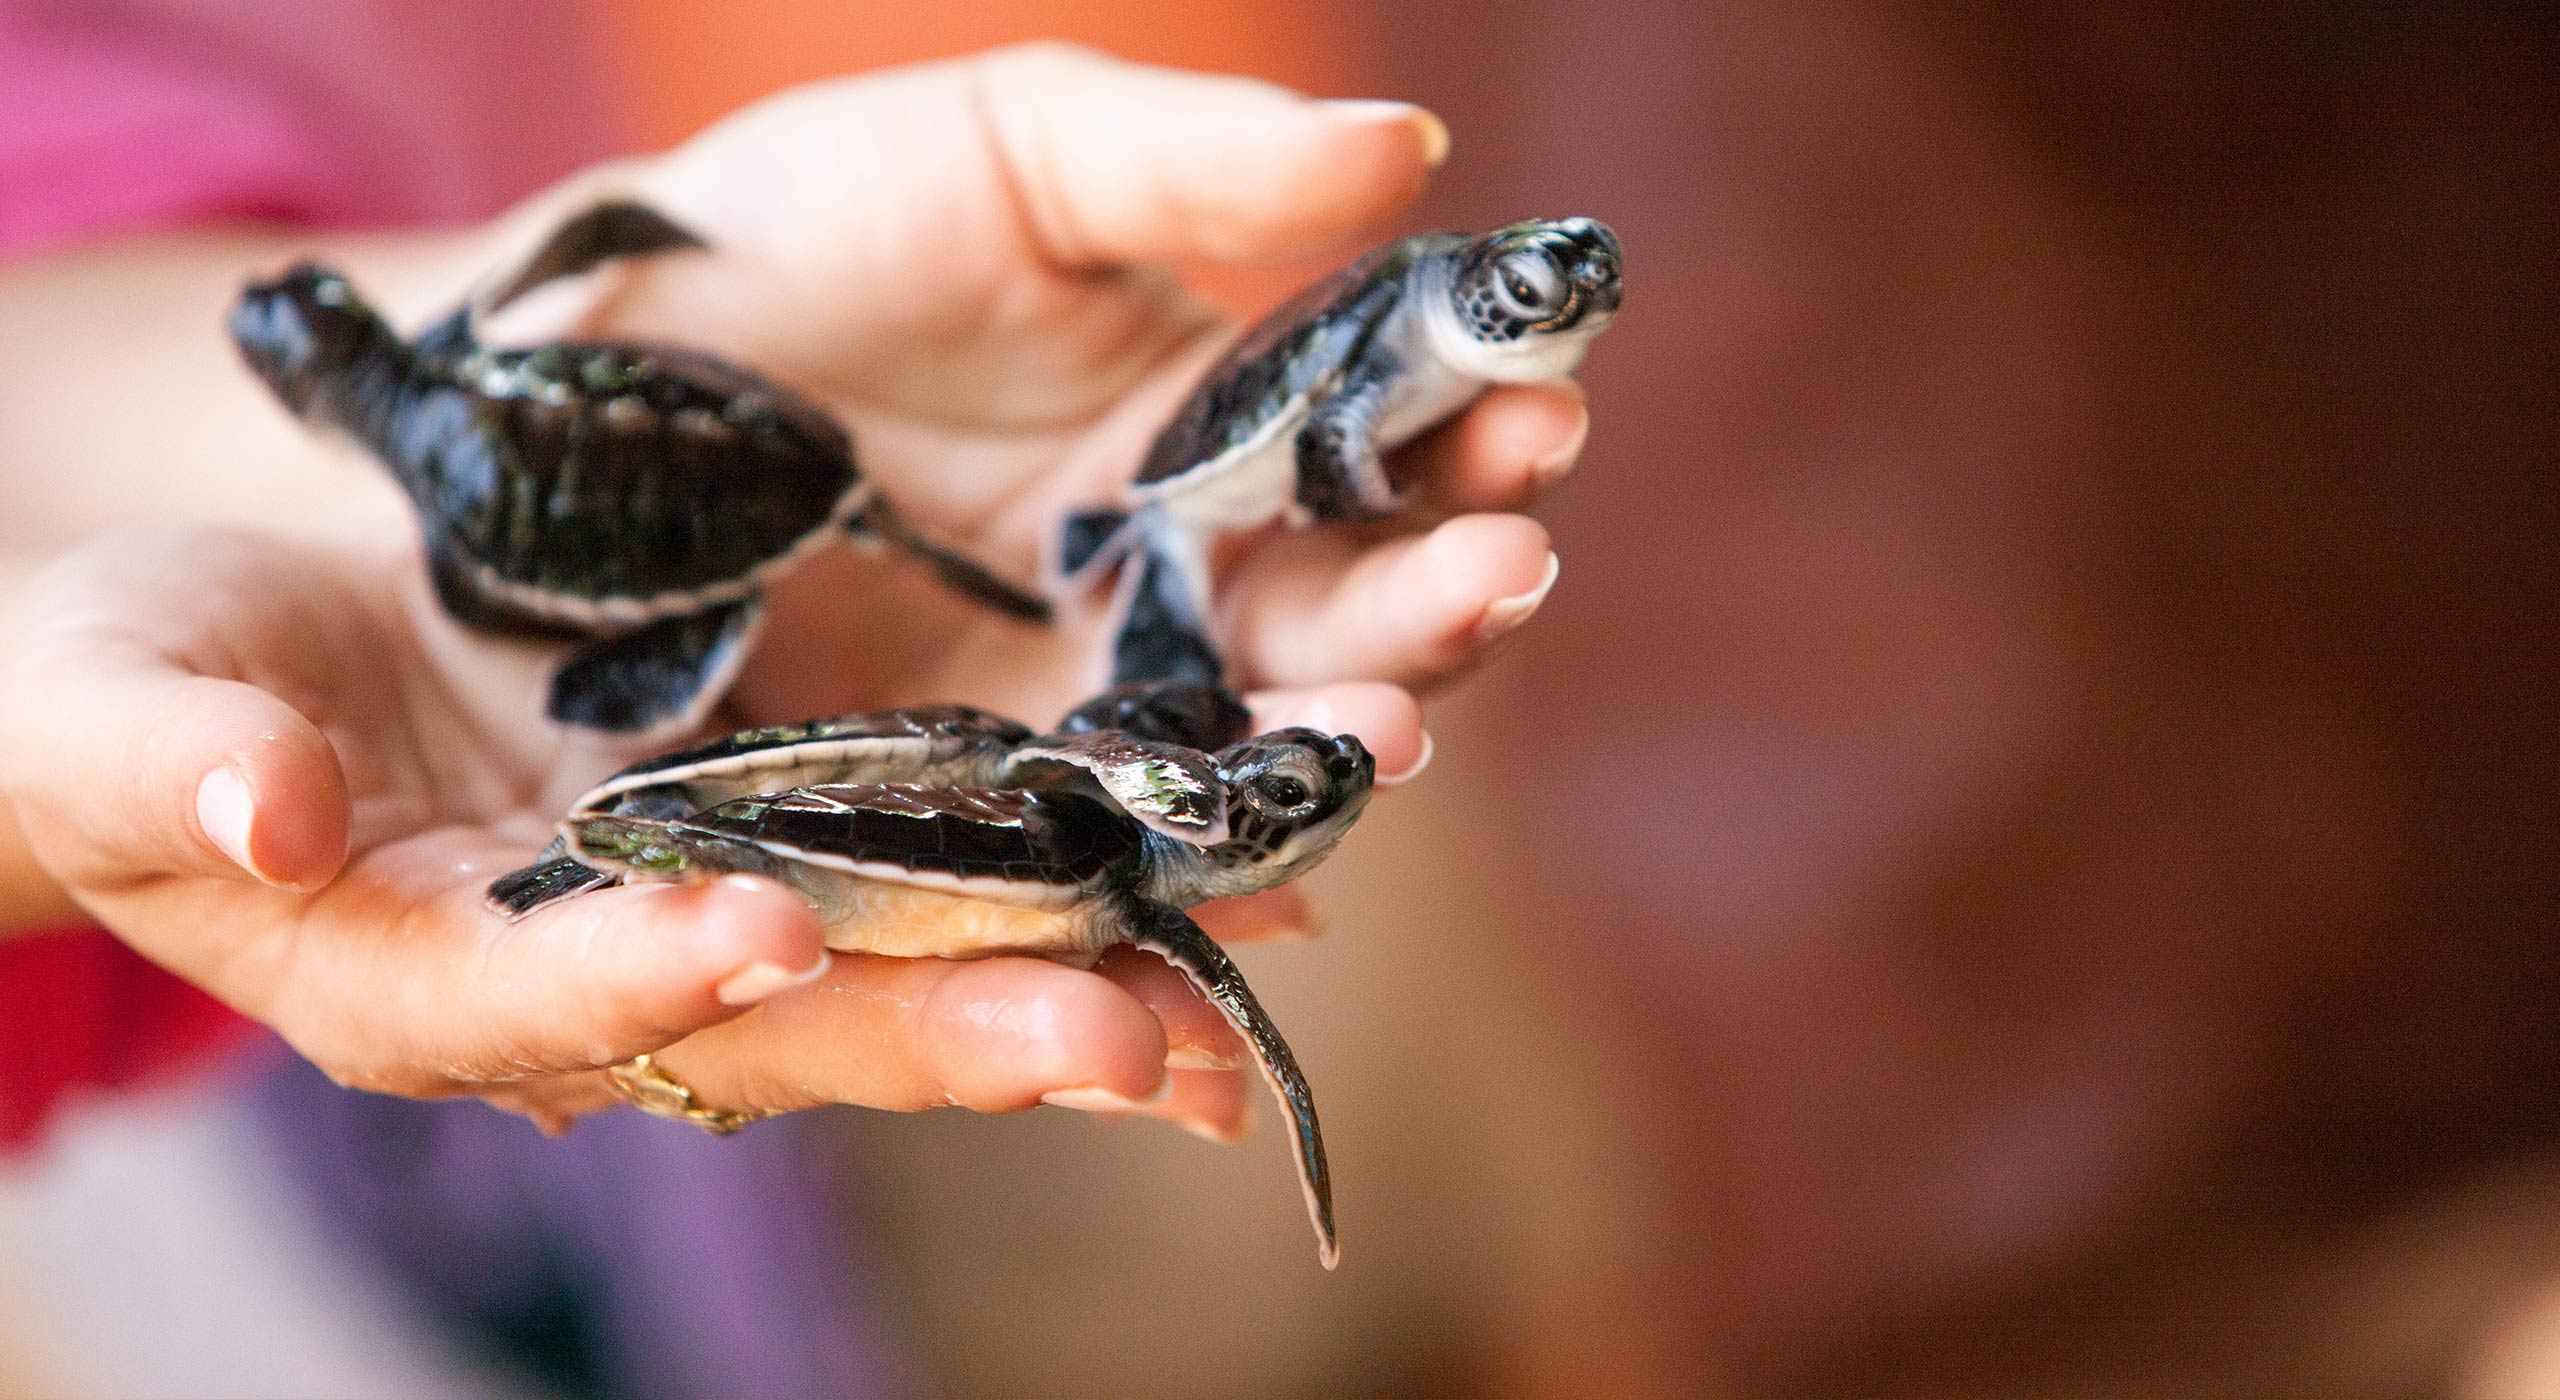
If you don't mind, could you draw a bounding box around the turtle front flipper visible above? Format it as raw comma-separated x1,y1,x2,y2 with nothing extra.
1001,732,1230,844
1123,898,1337,1269
1110,543,1225,688
1293,356,1403,522
412,200,708,361
545,597,765,735
484,199,708,318
851,498,1052,624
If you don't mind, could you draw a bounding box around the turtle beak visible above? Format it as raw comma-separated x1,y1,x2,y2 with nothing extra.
1320,733,1374,787
1565,218,1623,317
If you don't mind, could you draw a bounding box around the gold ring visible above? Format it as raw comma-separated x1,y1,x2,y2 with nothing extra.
604,1053,769,1136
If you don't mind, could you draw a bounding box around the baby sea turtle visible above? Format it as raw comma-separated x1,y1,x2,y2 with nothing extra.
1059,217,1623,684
562,726,1372,1268
229,199,1051,736
485,682,1254,918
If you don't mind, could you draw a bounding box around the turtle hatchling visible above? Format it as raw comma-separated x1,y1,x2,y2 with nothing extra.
483,696,1361,1264
484,681,1254,918
229,198,1051,736
1058,217,1622,685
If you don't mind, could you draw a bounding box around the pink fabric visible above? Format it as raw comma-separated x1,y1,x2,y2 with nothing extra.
0,0,625,1145
0,0,625,256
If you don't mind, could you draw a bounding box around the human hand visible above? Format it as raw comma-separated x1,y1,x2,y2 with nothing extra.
0,48,1589,1134
0,528,1335,1133
515,42,1581,730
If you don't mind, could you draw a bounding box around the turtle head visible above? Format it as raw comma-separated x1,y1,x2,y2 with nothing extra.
1148,728,1373,903
1438,217,1623,381
228,262,399,415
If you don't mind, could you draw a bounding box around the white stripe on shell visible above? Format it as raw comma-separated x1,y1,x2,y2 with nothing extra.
572,732,951,813
462,480,872,628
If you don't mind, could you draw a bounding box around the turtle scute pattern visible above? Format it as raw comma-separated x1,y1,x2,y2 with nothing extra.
697,784,1143,889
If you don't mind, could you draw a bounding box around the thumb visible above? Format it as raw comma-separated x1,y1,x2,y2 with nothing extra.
0,640,349,893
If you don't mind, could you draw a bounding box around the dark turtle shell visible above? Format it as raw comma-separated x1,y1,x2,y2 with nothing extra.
677,784,1143,891
488,686,1253,918
403,339,860,615
1131,234,1463,493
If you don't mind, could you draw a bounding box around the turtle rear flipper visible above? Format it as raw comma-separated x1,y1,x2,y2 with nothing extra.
1124,898,1337,1270
487,778,708,917
853,499,1052,624
546,597,764,735
486,853,616,920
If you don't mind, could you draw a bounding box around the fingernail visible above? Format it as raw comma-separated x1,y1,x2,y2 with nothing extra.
1326,100,1450,167
1167,1046,1243,1070
1042,1080,1171,1113
715,951,831,1006
1473,552,1561,644
195,767,268,883
1530,401,1590,487
1379,731,1435,786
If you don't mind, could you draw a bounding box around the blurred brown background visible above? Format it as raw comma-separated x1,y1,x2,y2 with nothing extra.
799,5,2560,1396
10,2,2559,1396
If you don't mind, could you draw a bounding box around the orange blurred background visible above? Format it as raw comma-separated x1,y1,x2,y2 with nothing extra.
5,4,2557,1397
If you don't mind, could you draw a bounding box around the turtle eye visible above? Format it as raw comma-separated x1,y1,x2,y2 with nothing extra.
1254,775,1314,812
1492,249,1565,320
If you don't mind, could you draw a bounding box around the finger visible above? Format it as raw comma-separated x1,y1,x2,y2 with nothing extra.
0,639,349,893
658,954,1172,1117
1228,514,1559,693
280,853,830,1094
1246,682,1430,783
973,43,1445,266
1097,944,1244,1069
1395,381,1590,510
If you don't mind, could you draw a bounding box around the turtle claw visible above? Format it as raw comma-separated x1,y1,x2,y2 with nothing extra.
1125,898,1337,1269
